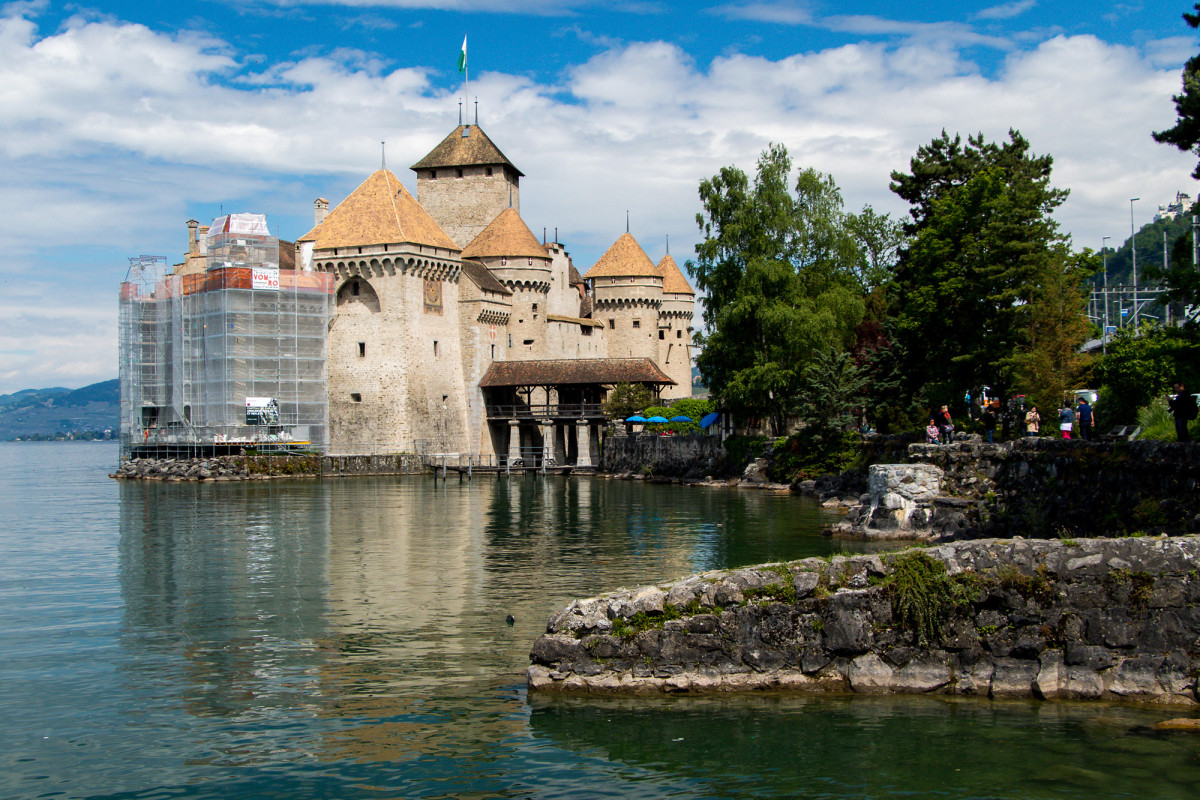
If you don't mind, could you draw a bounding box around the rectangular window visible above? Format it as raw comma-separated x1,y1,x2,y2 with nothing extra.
433,340,439,357
608,319,615,329
350,393,362,403
632,320,641,329
676,330,682,338
358,342,366,357
658,330,664,340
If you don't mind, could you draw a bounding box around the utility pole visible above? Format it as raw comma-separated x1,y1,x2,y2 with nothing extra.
1102,236,1110,354
1131,198,1140,331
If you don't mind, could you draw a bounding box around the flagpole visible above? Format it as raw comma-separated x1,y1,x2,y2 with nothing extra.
462,36,469,128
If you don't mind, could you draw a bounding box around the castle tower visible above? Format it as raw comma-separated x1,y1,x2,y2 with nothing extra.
655,254,695,399
462,208,552,360
411,125,523,248
296,169,470,454
585,233,663,364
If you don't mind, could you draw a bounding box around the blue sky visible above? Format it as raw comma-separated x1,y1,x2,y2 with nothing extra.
0,0,1196,393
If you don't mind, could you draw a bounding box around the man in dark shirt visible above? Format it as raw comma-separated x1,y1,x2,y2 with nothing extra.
1168,383,1196,443
1076,397,1093,440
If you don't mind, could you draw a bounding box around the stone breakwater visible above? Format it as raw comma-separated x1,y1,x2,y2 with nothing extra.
112,453,425,481
112,457,254,481
528,536,1200,703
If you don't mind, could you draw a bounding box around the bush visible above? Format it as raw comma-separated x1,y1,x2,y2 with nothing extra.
769,426,860,483
1136,395,1200,441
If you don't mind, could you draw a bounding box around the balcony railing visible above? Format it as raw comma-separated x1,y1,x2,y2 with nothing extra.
485,403,606,420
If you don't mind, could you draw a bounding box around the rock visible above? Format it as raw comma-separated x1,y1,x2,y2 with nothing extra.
1154,718,1200,731
848,653,894,693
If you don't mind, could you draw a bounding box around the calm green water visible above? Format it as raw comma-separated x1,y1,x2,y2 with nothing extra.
1,442,1199,799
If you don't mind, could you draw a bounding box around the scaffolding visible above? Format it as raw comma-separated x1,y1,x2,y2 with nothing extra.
119,215,334,461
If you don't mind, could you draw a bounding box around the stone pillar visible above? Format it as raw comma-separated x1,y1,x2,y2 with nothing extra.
542,422,555,465
576,420,591,467
508,420,521,465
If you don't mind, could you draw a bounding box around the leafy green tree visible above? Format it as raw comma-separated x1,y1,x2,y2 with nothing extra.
1012,247,1096,413
1094,326,1180,424
602,382,655,420
888,130,1070,408
845,205,906,293
688,145,865,435
1153,4,1200,179
796,348,868,433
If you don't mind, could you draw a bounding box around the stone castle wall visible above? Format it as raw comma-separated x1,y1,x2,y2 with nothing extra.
528,536,1200,703
417,166,518,248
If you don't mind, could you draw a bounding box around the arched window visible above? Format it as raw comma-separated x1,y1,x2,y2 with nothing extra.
337,278,380,313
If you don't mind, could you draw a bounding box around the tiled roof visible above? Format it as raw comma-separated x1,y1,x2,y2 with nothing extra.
657,254,694,295
584,233,660,279
479,358,675,388
279,240,296,271
460,258,512,295
568,263,584,286
546,314,604,328
297,169,458,251
461,208,549,260
411,125,524,176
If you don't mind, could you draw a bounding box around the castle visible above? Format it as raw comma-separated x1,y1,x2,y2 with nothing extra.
294,123,695,464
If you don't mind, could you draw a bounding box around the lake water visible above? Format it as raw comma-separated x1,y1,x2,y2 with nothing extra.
2,442,1199,799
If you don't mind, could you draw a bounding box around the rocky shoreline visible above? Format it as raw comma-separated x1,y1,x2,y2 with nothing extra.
111,457,260,481
528,536,1200,704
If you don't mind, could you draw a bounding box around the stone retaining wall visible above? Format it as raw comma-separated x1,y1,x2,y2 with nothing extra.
600,433,725,479
528,536,1200,703
113,453,425,480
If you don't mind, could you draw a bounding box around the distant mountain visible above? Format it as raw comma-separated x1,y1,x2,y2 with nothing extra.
0,379,119,440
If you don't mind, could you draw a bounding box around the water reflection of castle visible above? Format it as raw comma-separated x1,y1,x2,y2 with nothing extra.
116,477,767,763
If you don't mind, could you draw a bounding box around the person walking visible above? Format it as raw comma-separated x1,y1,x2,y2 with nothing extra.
1058,401,1075,440
1076,397,1094,441
935,405,954,445
1168,383,1197,443
1024,405,1040,437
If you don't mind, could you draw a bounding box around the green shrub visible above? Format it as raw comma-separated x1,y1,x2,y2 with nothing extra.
889,552,970,646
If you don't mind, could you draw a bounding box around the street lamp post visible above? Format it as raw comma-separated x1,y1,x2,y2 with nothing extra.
1102,235,1110,353
1131,197,1140,331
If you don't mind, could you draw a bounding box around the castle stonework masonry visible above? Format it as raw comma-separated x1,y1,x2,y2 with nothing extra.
136,123,695,463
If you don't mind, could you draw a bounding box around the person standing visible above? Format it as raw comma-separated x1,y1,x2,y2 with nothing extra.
1076,397,1094,440
1058,401,1075,439
981,403,997,443
1168,383,1197,443
1024,405,1040,437
935,405,954,445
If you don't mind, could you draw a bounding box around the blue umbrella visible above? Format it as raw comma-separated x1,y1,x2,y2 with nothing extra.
699,412,720,429
669,415,693,422
625,415,647,423
646,415,669,423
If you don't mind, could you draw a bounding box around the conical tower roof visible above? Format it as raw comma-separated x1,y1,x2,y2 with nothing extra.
656,253,694,295
460,208,549,260
584,233,659,280
297,169,458,251
411,125,524,176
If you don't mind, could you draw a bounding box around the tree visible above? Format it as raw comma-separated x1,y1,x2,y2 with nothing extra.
687,145,866,435
795,348,869,432
602,382,655,420
1095,326,1181,424
1153,4,1200,179
888,130,1070,408
1012,247,1095,413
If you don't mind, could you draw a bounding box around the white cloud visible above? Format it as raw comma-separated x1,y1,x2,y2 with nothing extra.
975,0,1036,22
0,7,1194,393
